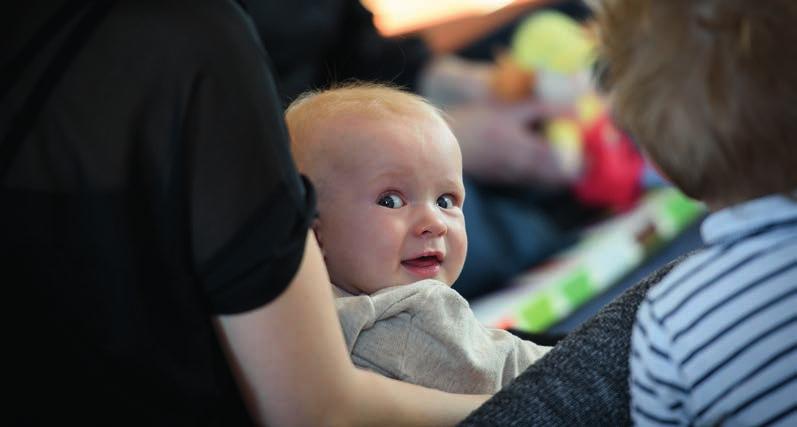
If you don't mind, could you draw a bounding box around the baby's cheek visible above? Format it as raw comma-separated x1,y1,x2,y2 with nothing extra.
449,224,468,279
450,220,468,253
367,222,403,259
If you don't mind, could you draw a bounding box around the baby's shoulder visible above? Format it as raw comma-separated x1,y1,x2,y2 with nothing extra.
369,280,469,317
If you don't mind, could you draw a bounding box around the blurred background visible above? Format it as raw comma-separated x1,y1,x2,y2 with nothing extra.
254,0,706,334
365,0,546,36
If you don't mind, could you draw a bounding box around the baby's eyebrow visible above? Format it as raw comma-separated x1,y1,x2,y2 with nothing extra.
367,170,465,195
368,169,412,184
438,177,466,192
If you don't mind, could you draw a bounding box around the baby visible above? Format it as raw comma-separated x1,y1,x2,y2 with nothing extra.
589,0,797,425
285,83,549,394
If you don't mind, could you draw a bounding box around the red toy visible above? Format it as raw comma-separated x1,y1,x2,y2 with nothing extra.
572,113,645,212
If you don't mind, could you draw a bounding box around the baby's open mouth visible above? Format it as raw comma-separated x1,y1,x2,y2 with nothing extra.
401,254,443,279
401,255,441,268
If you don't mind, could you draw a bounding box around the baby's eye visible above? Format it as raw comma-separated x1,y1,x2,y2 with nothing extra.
377,193,405,209
437,194,456,209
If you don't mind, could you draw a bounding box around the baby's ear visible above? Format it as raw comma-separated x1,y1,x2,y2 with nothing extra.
311,218,325,255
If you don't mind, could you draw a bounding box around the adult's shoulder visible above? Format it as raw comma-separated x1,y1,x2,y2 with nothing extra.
109,0,266,69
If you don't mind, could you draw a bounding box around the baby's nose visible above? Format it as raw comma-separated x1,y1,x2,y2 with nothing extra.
414,205,447,237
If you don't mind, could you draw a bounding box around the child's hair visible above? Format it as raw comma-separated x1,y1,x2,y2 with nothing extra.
285,82,448,169
591,0,797,205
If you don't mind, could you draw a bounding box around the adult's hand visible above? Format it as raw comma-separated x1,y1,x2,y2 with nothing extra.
447,101,573,188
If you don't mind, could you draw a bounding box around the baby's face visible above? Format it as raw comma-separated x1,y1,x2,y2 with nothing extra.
313,115,467,295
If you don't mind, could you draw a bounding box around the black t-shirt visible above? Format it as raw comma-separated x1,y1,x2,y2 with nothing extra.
2,0,314,424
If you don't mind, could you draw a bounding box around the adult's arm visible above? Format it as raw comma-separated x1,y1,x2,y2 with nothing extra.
460,255,690,426
215,233,489,426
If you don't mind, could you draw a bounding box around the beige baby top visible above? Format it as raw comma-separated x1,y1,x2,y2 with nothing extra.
334,279,550,394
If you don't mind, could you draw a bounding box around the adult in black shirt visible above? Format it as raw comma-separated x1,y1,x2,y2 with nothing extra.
3,0,486,424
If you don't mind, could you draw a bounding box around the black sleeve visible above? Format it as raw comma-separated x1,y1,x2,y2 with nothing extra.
460,255,690,426
181,3,315,314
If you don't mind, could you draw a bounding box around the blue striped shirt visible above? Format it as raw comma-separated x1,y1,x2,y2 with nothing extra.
630,194,797,426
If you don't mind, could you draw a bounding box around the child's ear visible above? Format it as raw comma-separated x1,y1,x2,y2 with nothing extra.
311,218,325,256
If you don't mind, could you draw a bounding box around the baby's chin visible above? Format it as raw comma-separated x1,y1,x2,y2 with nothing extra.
339,273,457,295
397,263,461,286
393,274,455,288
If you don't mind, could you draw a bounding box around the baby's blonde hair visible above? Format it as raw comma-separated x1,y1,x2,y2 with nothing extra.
285,82,448,169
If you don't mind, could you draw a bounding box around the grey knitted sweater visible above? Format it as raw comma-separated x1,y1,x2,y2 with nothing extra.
460,256,687,426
